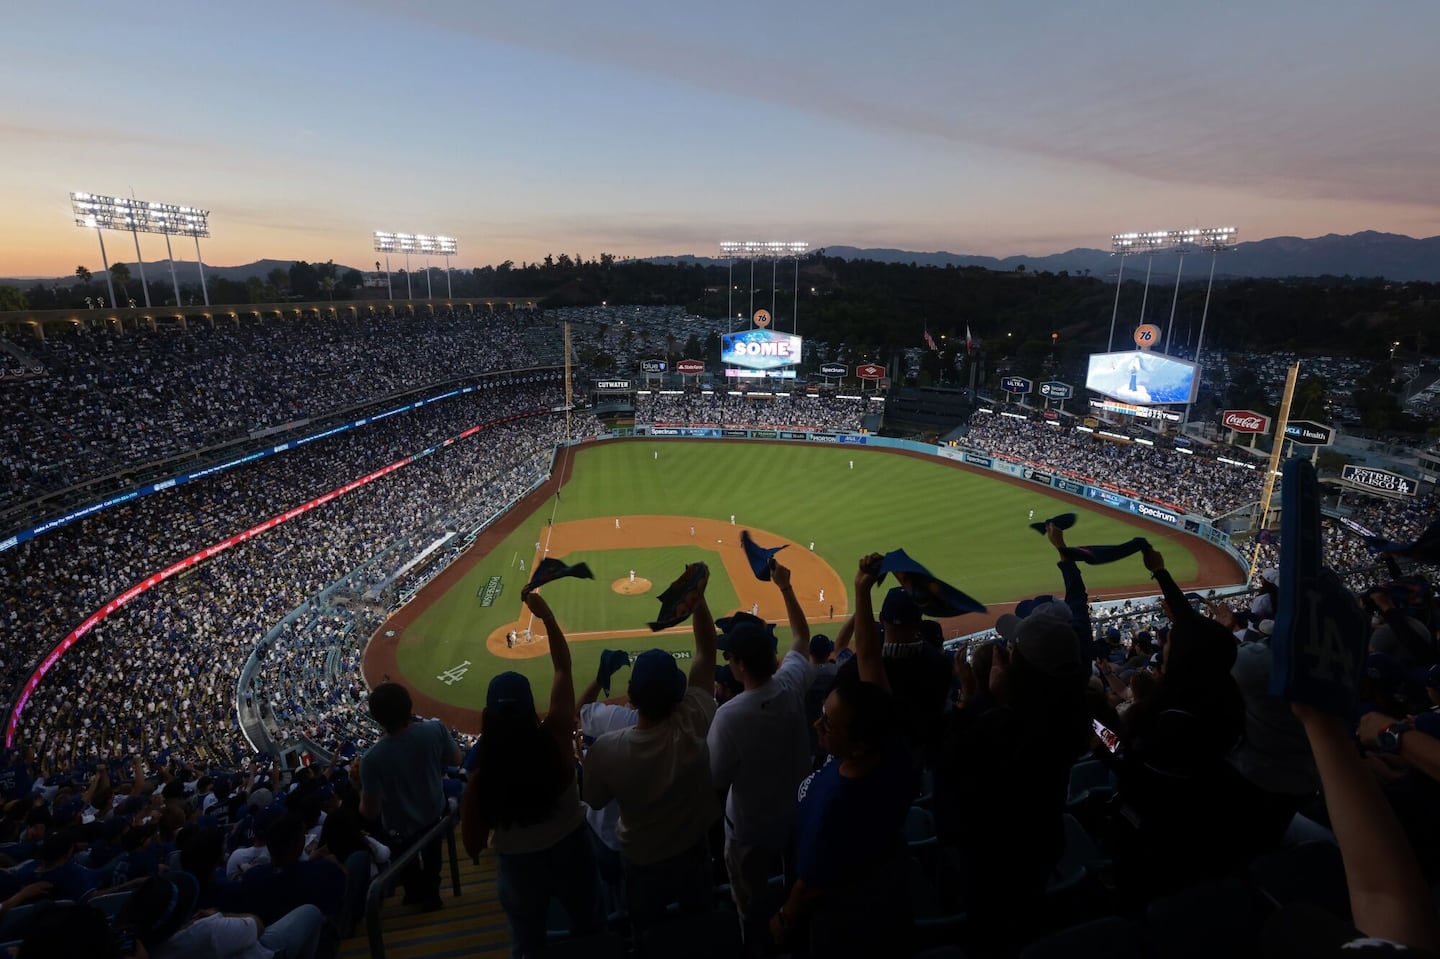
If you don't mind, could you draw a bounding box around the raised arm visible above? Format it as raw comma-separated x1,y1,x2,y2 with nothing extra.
526,590,575,730
1142,546,1196,625
852,554,889,691
771,561,810,655
689,587,717,690
1296,704,1440,950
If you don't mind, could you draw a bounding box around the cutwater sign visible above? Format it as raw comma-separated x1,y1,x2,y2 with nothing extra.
1001,376,1033,394
478,576,503,607
1341,465,1416,497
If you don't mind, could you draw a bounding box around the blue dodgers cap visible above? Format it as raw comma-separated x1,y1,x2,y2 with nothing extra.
1015,594,1059,619
716,613,778,668
809,634,835,659
486,672,536,714
628,649,686,708
880,587,923,626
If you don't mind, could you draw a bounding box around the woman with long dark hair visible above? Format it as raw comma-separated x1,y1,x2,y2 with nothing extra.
462,588,599,956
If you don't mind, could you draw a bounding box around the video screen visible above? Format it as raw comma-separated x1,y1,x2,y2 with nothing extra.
721,330,803,371
1085,350,1198,405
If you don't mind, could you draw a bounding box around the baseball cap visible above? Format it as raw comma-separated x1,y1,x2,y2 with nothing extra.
628,649,686,710
1257,619,1275,637
1013,612,1080,676
246,787,274,810
716,613,779,670
879,587,922,626
486,671,536,715
809,634,834,659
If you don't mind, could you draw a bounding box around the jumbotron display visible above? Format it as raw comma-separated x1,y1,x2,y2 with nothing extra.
722,329,803,377
1085,350,1199,405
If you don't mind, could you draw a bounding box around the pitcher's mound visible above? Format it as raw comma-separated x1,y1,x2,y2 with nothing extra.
613,577,653,596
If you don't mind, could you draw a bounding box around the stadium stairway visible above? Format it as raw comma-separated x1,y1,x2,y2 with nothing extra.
341,852,513,959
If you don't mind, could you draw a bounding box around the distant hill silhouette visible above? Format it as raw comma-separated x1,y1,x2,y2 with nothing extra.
649,231,1440,282
7,231,1438,288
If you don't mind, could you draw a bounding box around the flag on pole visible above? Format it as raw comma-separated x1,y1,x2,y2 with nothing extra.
965,324,974,354
923,321,939,352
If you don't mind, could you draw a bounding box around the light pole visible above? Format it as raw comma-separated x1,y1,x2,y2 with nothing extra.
719,241,809,328
73,192,210,310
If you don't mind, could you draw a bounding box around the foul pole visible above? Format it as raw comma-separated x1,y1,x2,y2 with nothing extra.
1250,361,1300,579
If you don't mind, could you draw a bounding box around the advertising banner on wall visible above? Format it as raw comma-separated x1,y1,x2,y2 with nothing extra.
1222,410,1271,434
1000,376,1033,394
1340,464,1416,496
819,363,848,377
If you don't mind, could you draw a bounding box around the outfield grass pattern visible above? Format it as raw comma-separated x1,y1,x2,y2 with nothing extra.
386,440,1208,717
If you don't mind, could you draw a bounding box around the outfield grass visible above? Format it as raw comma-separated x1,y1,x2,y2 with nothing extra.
396,440,1203,707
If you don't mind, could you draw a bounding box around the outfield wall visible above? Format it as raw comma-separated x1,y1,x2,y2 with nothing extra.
632,425,1250,575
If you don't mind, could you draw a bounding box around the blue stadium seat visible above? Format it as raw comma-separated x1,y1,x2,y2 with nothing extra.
0,901,53,942
84,889,134,919
1067,759,1115,806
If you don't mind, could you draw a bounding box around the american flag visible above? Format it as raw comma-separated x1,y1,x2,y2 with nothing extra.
965,324,974,353
923,324,939,351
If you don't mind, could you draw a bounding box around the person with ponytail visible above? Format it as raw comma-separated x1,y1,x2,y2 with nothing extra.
462,588,600,955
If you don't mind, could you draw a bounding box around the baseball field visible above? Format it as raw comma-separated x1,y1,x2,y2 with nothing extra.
363,439,1239,730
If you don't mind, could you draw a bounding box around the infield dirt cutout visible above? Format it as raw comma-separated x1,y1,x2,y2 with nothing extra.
485,515,846,660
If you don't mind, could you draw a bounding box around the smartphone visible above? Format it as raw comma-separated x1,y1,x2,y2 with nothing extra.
1092,718,1120,754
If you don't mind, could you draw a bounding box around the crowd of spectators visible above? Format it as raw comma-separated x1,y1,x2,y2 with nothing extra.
1,380,599,771
964,409,1262,516
0,310,543,510
634,391,873,433
436,520,1439,958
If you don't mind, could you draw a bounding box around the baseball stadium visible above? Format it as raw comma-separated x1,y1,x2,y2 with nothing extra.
0,295,1434,959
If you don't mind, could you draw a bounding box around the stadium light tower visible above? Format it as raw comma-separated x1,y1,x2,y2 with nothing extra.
150,202,212,307
719,241,809,332
1110,227,1237,353
73,192,211,309
435,235,458,299
72,193,119,308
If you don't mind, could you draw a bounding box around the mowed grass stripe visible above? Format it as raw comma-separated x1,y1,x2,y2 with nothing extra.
400,440,1206,709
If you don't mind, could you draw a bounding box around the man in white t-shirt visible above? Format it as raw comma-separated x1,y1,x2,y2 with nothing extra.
583,580,720,935
707,561,816,940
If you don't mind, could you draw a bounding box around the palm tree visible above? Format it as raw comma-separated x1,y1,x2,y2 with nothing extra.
111,263,132,300
75,265,92,286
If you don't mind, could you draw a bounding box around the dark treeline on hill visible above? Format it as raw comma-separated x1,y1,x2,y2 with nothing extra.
7,253,1439,365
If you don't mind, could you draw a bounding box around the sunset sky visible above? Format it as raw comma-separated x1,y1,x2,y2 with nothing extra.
3,0,1437,277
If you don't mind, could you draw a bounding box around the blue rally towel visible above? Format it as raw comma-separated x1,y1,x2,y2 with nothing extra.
524,558,595,592
1029,512,1078,535
1365,518,1440,564
595,649,632,694
1268,457,1368,716
649,562,710,631
740,530,787,582
1058,537,1151,566
878,549,987,617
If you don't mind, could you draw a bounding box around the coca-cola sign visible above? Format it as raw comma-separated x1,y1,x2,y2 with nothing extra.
676,359,705,374
855,364,884,380
1222,410,1271,434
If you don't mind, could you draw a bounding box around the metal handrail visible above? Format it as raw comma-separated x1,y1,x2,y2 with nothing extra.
364,808,463,959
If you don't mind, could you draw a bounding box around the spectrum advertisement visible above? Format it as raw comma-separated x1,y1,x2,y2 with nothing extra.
721,329,803,371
